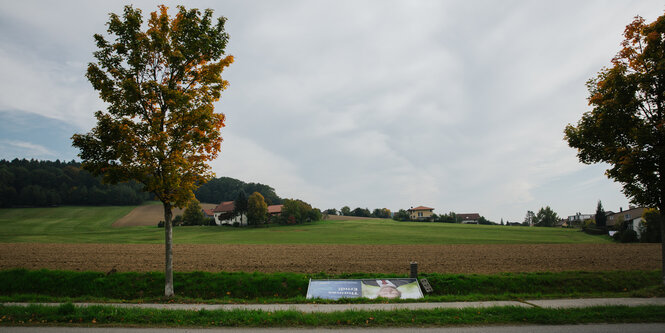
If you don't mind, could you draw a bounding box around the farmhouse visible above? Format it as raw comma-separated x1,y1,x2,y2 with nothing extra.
407,206,434,221
202,208,215,219
212,201,246,226
266,204,283,223
458,213,480,224
268,204,283,216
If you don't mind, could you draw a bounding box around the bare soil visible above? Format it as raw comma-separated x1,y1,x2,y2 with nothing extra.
112,203,217,227
1,243,660,274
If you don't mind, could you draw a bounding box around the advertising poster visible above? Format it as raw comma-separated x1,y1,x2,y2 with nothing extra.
307,279,423,300
306,280,362,300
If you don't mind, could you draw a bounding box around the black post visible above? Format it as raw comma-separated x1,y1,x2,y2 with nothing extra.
410,261,418,278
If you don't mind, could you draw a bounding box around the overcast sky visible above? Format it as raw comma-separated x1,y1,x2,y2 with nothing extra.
1,1,663,222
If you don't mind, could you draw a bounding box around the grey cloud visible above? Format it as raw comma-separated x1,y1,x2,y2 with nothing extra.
2,0,662,221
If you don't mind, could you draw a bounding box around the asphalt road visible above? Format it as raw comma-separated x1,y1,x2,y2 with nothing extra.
2,324,665,333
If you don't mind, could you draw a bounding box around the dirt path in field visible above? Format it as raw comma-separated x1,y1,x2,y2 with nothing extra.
0,243,659,274
112,203,217,227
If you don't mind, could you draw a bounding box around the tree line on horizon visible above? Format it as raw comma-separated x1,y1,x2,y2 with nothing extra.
0,159,149,207
0,159,282,208
323,206,496,224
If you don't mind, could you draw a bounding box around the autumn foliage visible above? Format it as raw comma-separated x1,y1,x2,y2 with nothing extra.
564,13,665,284
72,5,233,296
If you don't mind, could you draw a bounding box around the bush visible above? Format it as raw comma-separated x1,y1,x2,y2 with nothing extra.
640,209,662,243
232,222,240,227
613,229,639,243
307,208,322,222
582,226,607,235
611,218,639,243
183,199,205,226
157,221,165,228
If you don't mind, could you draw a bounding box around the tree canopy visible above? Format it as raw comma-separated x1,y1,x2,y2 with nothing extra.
534,206,559,227
564,13,665,285
595,200,607,227
195,177,281,205
564,15,665,211
183,198,205,226
72,5,232,297
247,192,268,225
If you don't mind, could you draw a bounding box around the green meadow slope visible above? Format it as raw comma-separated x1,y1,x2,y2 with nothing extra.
0,206,611,245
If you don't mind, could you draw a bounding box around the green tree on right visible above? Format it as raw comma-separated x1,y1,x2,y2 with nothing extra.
564,14,665,285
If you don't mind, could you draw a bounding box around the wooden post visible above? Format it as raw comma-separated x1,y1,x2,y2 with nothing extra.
410,261,418,278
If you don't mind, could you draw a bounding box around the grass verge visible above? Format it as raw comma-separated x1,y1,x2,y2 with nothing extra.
1,303,664,327
0,269,662,303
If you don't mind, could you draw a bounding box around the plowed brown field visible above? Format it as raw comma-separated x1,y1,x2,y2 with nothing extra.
1,243,660,274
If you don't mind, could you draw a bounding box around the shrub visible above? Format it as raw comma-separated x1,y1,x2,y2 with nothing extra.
183,199,205,226
613,229,638,243
582,226,607,235
612,218,639,243
157,221,165,228
640,209,662,243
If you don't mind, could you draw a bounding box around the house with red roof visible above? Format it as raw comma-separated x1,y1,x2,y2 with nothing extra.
202,208,215,219
407,206,434,221
458,213,481,224
212,201,246,226
267,204,283,223
268,204,283,216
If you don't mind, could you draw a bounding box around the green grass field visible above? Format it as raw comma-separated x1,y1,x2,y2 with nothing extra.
0,206,612,244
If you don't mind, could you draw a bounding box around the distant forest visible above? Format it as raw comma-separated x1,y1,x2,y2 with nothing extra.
0,159,282,207
194,177,282,206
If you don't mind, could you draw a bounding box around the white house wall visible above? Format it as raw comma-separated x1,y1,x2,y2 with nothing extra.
214,213,247,226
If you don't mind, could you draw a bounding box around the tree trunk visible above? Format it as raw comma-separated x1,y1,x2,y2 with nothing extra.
163,201,174,297
660,203,665,287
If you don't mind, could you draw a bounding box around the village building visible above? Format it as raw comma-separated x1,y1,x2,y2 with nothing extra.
202,208,215,219
567,212,593,226
212,201,246,226
268,204,283,217
407,206,434,221
458,213,480,224
607,206,646,236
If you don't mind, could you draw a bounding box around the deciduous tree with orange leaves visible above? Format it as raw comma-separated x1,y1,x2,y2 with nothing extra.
564,13,665,285
72,5,233,297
